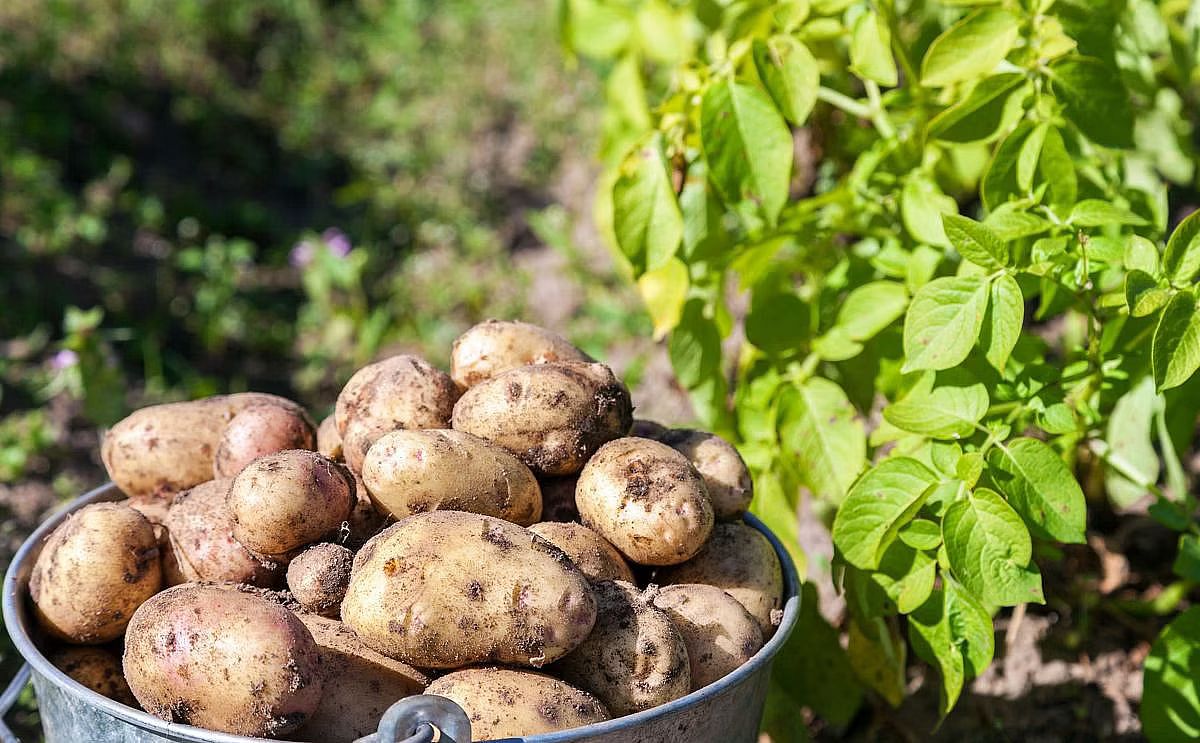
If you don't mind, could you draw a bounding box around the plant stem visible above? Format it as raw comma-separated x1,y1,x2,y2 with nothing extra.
817,86,874,120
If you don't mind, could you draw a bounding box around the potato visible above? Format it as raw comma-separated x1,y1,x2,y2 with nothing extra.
213,404,316,478
316,415,343,461
657,523,783,636
538,475,579,522
30,503,161,644
341,511,596,669
652,584,763,689
553,580,690,716
162,480,282,587
334,354,459,436
123,584,322,737
102,392,307,499
344,473,388,548
451,361,632,476
450,320,590,388
50,645,137,707
659,429,753,521
362,429,541,525
125,495,169,527
295,614,428,742
339,418,388,474
575,437,714,566
628,419,668,439
227,450,355,557
426,667,608,739
528,522,635,584
287,543,353,617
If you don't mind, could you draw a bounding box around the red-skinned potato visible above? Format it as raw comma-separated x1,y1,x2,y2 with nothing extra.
101,393,307,500
213,404,316,479
163,480,282,587
450,320,590,388
122,584,323,737
30,503,161,644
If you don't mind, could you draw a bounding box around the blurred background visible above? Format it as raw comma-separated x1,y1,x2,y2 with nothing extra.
0,2,692,730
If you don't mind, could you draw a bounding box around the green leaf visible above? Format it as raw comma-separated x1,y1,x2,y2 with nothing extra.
1126,270,1171,318
902,275,990,372
849,10,897,86
835,280,909,341
984,205,1052,241
1038,125,1077,211
943,488,1045,606
980,273,1023,371
813,328,864,361
700,80,793,224
988,438,1087,543
669,298,722,388
871,541,938,614
1163,208,1200,285
612,134,684,274
773,584,863,726
1152,291,1200,391
900,519,943,550
943,213,1009,269
752,36,819,126
746,290,809,354
1068,199,1149,227
982,121,1034,210
637,258,689,339
751,473,806,576
884,371,989,439
832,457,939,569
908,582,994,717
1172,535,1200,582
1038,403,1077,435
778,377,866,503
1050,57,1134,149
920,9,1020,88
902,176,957,247
847,616,907,707
1104,375,1162,508
1142,607,1200,741
928,73,1027,143
1126,235,1160,275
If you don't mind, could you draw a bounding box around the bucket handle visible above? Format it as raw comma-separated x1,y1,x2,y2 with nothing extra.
0,663,31,743
353,694,472,743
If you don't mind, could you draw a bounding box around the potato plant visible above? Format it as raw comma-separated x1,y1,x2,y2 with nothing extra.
561,0,1200,735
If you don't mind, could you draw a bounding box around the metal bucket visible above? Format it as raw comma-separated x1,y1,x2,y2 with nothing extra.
2,484,801,743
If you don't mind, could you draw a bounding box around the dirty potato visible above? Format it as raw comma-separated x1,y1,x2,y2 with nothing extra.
122,584,322,737
554,580,690,716
51,645,137,707
657,523,783,636
652,584,763,689
341,511,596,669
575,437,714,566
426,667,608,739
334,354,459,435
362,429,541,524
528,522,635,583
316,415,343,461
30,503,161,644
102,393,307,499
451,362,632,476
657,429,752,521
162,480,282,587
213,404,316,478
294,615,428,742
450,320,590,388
227,450,355,558
287,543,353,617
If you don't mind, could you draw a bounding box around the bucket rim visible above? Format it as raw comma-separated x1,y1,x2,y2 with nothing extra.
4,483,802,742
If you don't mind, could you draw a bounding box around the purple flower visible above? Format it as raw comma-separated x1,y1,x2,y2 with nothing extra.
50,349,78,370
322,228,352,258
289,240,316,268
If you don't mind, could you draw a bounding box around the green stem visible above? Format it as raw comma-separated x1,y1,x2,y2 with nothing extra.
817,86,874,120
864,80,896,139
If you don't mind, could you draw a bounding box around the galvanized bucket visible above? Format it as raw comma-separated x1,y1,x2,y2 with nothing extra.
2,484,801,743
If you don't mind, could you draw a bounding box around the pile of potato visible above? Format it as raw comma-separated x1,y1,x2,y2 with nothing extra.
27,320,784,741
